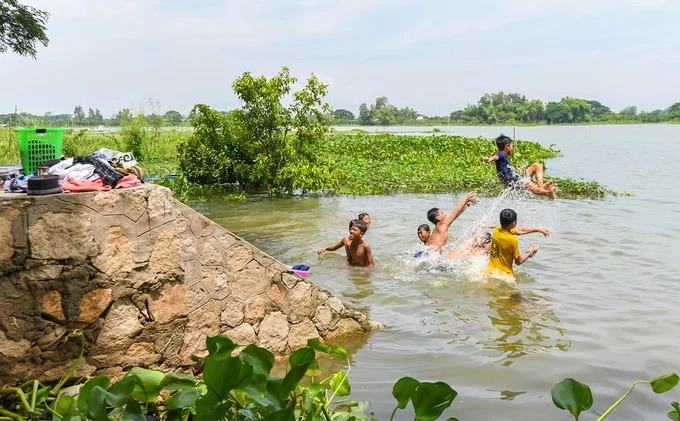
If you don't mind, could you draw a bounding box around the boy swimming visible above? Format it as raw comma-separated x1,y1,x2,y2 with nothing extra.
426,191,479,252
318,220,374,267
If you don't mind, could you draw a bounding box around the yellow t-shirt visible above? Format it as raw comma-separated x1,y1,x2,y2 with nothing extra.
487,226,519,276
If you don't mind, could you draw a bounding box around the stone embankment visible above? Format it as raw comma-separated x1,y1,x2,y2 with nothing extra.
0,185,378,385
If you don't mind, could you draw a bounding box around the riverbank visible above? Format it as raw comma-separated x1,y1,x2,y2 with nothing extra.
0,128,615,198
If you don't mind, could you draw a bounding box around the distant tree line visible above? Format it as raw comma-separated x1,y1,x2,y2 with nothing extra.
334,92,680,125
0,106,187,127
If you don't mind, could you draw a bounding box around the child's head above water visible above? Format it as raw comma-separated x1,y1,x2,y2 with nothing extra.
495,135,514,154
358,213,371,226
417,223,431,244
426,207,442,224
500,208,518,229
351,220,368,234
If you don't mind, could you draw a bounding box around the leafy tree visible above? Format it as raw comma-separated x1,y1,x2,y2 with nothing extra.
358,103,371,125
449,110,464,122
163,110,183,125
112,108,132,126
179,67,334,195
0,0,49,58
546,97,592,124
620,105,637,115
668,102,680,120
587,100,611,120
333,109,355,121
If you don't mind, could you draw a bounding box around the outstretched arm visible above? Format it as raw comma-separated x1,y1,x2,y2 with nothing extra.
482,153,499,163
318,238,345,255
515,245,538,266
443,192,478,228
514,227,551,237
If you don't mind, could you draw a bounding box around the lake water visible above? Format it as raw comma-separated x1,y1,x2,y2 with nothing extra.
193,125,679,420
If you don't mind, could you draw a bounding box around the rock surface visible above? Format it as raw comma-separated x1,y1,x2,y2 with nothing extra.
0,185,375,385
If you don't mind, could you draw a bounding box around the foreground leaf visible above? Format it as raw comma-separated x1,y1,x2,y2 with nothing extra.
650,373,679,394
411,382,457,421
551,378,593,418
392,377,420,409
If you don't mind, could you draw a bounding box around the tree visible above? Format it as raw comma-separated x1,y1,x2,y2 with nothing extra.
163,110,183,125
619,105,637,115
358,103,371,125
0,0,49,58
668,102,680,120
333,109,355,121
179,67,334,195
587,100,611,119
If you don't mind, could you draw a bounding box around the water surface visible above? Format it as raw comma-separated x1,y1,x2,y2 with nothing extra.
195,125,680,420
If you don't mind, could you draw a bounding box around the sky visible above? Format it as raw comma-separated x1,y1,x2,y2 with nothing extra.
2,0,680,117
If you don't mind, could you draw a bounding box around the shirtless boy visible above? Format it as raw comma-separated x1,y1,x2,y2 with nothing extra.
426,191,479,252
318,220,374,267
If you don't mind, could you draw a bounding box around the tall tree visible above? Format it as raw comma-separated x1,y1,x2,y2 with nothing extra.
163,110,183,125
0,0,49,58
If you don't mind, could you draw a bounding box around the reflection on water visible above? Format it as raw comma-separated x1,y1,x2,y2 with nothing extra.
483,285,570,364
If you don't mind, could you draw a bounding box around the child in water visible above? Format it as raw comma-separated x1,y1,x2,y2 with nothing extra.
318,220,374,267
482,135,557,199
414,224,431,258
446,229,492,260
486,208,549,276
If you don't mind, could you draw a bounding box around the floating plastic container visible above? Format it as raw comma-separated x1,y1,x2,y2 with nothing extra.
15,127,64,175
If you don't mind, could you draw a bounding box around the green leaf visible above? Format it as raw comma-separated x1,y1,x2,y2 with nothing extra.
122,399,146,421
281,347,316,399
159,372,197,391
86,386,109,421
125,368,166,403
551,378,593,417
650,373,679,393
106,377,136,407
667,401,680,421
392,377,420,409
260,406,296,421
203,354,253,399
76,376,109,414
52,394,76,419
306,337,349,360
165,389,202,410
330,371,351,397
206,334,239,357
239,344,275,376
411,382,457,421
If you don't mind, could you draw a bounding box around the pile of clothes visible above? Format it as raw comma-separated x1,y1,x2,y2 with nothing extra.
3,148,146,194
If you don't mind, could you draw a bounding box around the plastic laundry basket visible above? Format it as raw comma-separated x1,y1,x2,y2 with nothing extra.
15,127,64,175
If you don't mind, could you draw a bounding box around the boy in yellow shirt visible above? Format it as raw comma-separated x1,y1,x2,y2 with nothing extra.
487,208,550,276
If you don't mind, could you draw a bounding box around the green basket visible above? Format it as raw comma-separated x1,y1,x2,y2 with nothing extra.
15,127,64,175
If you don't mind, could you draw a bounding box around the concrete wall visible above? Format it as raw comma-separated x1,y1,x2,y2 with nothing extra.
0,185,377,385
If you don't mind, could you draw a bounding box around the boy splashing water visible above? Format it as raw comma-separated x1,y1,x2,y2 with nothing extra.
482,135,557,199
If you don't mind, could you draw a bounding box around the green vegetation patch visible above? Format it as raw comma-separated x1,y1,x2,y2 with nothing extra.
322,133,615,198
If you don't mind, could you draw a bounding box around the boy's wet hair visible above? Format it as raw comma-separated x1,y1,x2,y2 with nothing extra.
352,220,368,234
358,212,369,220
500,208,518,227
417,224,430,233
348,218,361,228
474,231,492,247
496,135,513,151
426,207,440,224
